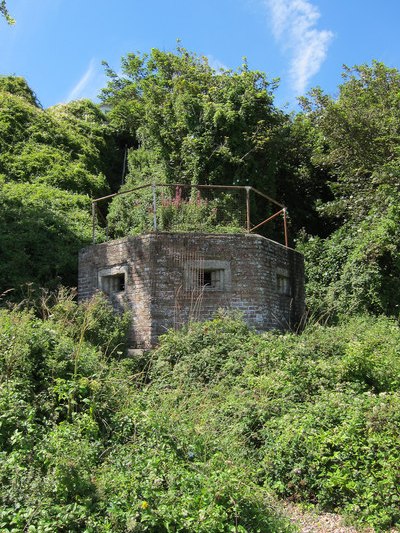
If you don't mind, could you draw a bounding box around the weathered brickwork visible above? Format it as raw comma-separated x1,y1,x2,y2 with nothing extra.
78,233,305,348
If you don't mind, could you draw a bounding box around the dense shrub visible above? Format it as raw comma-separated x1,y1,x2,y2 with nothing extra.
0,181,95,292
299,200,400,319
0,297,293,532
1,288,400,530
151,311,253,387
261,390,400,529
151,314,400,530
0,78,124,293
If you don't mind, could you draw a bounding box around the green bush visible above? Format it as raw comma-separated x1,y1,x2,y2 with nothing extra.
298,198,400,319
151,313,400,529
2,294,400,530
96,402,293,532
261,390,400,529
0,78,125,293
0,181,96,293
0,297,294,532
151,311,253,387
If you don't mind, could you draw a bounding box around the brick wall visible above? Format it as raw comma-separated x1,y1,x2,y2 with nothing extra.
78,233,305,348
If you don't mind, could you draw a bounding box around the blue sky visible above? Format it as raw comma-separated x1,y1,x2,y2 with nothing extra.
1,0,399,109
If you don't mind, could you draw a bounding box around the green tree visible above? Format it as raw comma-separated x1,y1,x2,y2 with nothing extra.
298,62,400,317
0,76,38,105
100,46,293,237
273,112,333,236
101,46,285,190
0,181,94,293
0,82,118,197
0,0,14,25
300,61,400,222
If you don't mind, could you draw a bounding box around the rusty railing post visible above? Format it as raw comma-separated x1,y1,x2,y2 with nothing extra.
152,182,157,232
283,207,288,247
92,201,96,244
246,186,251,232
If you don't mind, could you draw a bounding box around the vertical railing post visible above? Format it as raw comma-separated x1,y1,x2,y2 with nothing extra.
283,207,288,247
246,186,251,232
152,182,157,232
92,201,96,244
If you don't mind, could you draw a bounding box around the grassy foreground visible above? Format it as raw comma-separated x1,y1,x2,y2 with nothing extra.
0,292,399,531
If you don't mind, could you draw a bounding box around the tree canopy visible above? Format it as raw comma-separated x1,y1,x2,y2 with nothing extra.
298,61,400,317
100,46,284,191
100,46,325,239
0,0,14,25
300,61,400,222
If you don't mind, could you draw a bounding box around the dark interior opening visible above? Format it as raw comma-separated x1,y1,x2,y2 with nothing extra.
203,270,212,287
102,272,125,294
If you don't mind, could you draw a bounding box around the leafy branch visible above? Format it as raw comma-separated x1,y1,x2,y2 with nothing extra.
0,1,15,25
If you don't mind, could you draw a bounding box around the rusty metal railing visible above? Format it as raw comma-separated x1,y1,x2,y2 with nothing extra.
91,183,289,247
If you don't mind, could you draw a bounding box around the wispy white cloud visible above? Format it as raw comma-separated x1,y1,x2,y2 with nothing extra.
66,58,105,102
206,55,229,72
264,0,333,94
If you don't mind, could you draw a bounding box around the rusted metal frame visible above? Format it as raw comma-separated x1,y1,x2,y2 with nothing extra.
93,183,152,203
92,202,96,244
246,186,251,232
93,183,285,204
91,182,290,247
249,208,285,234
155,183,253,234
283,208,288,248
93,183,248,205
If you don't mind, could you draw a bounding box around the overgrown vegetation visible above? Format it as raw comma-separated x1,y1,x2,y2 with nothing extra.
3,55,400,318
100,54,400,320
100,46,289,239
0,295,294,532
153,314,400,530
1,298,399,530
297,62,400,318
0,77,121,294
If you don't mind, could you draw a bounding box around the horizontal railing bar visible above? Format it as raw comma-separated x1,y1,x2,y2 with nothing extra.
93,182,251,204
93,183,152,203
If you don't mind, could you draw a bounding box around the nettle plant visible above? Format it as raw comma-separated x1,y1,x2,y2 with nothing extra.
158,187,217,232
